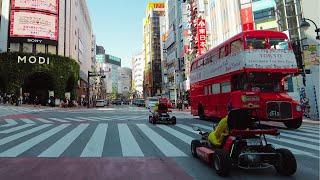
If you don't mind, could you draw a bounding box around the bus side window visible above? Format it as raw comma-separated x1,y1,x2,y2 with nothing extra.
219,47,225,59
191,62,197,71
211,50,219,62
231,39,243,54
198,59,203,68
221,82,231,93
225,45,229,56
212,84,220,94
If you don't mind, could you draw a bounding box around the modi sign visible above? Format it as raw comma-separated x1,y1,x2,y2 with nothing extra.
18,55,50,64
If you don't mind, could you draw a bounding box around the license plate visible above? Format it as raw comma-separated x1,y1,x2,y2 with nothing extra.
246,139,261,146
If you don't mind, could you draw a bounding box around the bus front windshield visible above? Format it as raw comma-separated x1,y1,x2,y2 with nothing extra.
249,72,282,92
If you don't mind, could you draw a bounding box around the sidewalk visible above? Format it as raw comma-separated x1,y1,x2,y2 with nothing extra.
0,103,89,110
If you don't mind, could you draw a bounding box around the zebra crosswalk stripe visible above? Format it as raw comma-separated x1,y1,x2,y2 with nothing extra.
156,125,194,144
4,119,18,125
38,124,89,157
0,124,70,157
269,141,320,159
279,131,319,143
20,118,35,124
118,124,144,157
0,124,34,134
175,124,199,134
34,118,52,124
192,124,213,131
0,124,51,146
81,124,108,157
137,124,187,157
48,118,69,123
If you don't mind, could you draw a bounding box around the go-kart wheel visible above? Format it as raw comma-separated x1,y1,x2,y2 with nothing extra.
171,116,176,124
149,116,152,123
213,149,231,177
152,117,156,124
191,140,201,158
274,148,297,176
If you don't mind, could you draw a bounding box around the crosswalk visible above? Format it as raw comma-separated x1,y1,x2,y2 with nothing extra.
0,106,47,117
0,121,318,159
0,115,152,124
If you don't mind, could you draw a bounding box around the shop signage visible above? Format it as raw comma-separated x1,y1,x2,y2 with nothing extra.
17,55,50,64
186,3,193,54
197,19,206,56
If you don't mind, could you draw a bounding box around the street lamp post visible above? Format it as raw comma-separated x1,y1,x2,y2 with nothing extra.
300,18,320,40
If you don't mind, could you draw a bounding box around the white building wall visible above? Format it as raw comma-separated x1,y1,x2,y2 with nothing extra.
132,53,145,96
208,0,242,47
301,0,320,117
0,0,10,52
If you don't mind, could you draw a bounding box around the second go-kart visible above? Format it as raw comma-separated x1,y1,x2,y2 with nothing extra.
149,103,176,124
191,108,297,177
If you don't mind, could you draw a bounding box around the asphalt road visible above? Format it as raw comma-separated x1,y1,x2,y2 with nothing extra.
0,105,319,180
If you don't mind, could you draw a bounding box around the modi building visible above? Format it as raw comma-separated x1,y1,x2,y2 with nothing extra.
0,0,94,104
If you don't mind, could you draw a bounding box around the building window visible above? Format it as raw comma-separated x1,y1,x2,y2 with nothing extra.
32,43,36,53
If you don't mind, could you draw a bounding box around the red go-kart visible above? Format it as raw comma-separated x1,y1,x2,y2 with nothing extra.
191,109,297,177
149,103,176,124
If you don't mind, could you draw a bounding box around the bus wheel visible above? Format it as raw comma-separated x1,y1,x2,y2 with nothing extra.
283,117,302,129
198,105,205,120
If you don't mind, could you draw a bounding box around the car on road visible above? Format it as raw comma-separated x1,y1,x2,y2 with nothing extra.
145,97,159,109
114,100,122,105
104,100,109,106
136,99,145,107
96,100,105,107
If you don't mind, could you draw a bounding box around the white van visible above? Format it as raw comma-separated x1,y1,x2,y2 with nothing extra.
96,100,105,107
145,97,159,109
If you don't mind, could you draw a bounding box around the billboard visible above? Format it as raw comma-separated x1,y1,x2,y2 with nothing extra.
10,10,58,41
197,19,206,56
12,0,59,14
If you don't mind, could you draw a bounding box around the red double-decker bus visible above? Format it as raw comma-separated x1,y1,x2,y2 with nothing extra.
190,30,303,129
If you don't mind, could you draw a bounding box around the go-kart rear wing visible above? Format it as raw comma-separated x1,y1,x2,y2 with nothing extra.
230,128,280,136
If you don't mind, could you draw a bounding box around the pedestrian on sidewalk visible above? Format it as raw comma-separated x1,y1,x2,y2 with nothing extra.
301,96,311,118
34,96,40,107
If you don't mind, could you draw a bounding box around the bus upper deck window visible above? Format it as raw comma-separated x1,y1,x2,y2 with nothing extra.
246,38,267,49
269,38,289,49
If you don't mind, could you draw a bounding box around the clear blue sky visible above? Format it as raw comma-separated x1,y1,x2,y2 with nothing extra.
87,1,164,69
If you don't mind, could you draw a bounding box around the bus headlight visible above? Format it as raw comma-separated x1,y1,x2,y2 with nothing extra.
296,105,301,112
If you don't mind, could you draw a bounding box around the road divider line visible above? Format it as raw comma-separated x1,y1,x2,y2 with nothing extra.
118,124,144,157
0,124,70,157
0,124,51,146
81,124,108,157
38,124,89,157
137,124,186,157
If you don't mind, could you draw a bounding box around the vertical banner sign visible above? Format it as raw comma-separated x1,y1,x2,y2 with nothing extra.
186,3,193,54
240,0,254,31
197,19,206,56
